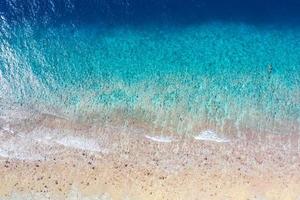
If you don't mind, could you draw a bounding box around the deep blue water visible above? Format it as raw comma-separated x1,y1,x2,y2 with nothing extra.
1,0,300,26
0,0,299,136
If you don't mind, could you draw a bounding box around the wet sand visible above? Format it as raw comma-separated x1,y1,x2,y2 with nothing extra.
0,113,300,200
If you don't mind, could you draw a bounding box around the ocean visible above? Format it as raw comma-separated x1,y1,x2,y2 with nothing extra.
1,0,299,137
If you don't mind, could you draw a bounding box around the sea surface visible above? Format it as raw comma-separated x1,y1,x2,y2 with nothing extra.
0,0,300,152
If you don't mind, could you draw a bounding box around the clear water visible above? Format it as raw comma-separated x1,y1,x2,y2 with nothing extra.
0,0,300,137
1,22,299,136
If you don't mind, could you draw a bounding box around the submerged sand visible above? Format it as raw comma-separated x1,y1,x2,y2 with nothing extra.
0,113,300,200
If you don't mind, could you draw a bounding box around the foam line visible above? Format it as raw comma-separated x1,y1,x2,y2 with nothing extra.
194,130,230,143
145,135,174,143
55,136,106,153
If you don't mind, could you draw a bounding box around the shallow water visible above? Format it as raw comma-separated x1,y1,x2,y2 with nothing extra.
1,23,299,137
1,21,299,168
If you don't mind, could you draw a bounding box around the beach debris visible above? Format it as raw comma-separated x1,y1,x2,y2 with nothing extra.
194,130,230,143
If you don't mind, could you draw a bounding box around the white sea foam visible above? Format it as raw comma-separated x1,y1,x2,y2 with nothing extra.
55,136,107,153
30,127,108,153
194,130,230,143
0,148,9,158
0,128,41,160
145,135,173,143
0,143,45,161
0,125,15,134
0,126,108,160
0,130,47,160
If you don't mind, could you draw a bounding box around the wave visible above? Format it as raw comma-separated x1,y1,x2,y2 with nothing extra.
194,130,230,143
145,135,174,143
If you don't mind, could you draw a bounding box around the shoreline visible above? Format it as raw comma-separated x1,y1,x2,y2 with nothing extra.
0,115,300,199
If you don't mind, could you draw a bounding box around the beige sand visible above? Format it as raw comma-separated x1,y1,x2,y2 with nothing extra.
0,113,300,200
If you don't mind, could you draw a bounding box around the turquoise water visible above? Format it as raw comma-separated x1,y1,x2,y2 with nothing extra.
0,22,299,135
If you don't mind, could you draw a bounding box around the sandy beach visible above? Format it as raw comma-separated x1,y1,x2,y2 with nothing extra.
0,113,299,200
